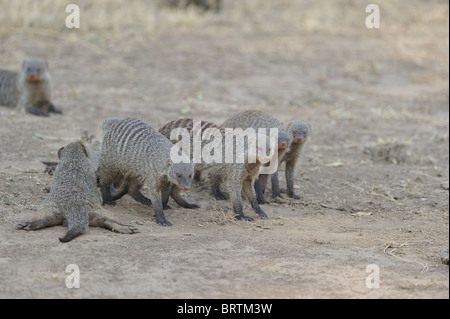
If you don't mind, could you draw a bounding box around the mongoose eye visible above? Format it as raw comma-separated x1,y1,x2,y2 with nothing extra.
189,174,192,178
176,173,182,178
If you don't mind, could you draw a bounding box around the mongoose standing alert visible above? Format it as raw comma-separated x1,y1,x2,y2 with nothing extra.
0,58,61,116
159,118,273,221
276,120,311,199
97,118,197,226
16,142,139,242
221,110,293,204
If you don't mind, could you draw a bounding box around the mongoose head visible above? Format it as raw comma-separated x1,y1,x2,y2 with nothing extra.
272,129,292,150
58,142,89,160
22,58,48,83
167,159,195,191
247,133,273,164
286,121,311,144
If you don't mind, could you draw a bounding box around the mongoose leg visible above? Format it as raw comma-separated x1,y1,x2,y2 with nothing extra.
112,180,129,202
171,186,200,209
211,175,229,201
129,189,153,207
285,159,301,199
227,181,254,222
148,190,172,226
242,179,268,218
101,185,116,206
24,104,49,117
90,211,139,234
98,173,116,206
255,174,270,204
161,185,172,210
270,171,284,199
15,215,64,231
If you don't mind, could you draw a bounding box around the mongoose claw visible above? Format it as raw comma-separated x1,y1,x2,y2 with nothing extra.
120,225,140,234
288,193,301,200
157,219,172,227
272,193,284,200
258,212,269,219
104,200,117,206
236,215,254,222
257,197,270,205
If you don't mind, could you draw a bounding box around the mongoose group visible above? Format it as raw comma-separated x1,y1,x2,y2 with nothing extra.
10,59,311,242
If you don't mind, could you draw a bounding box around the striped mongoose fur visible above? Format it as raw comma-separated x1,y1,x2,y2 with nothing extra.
159,118,272,221
221,111,311,201
97,118,197,226
221,110,293,203
16,142,139,242
0,58,61,116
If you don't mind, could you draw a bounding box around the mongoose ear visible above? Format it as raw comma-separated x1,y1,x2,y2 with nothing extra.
57,147,65,159
80,143,89,158
166,159,173,167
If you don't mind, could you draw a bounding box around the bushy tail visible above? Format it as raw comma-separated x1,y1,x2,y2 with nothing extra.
59,207,89,243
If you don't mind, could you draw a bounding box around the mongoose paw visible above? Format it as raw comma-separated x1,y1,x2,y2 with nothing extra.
50,107,62,115
103,200,117,206
258,212,269,219
163,205,172,210
288,193,301,200
236,215,254,222
157,219,172,227
115,225,140,234
185,204,200,210
15,222,32,231
272,193,284,200
25,105,50,117
257,197,270,205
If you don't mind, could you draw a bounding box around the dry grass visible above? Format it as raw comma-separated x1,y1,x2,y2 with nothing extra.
1,0,447,41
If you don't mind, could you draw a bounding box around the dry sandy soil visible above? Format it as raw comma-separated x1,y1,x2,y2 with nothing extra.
0,0,448,299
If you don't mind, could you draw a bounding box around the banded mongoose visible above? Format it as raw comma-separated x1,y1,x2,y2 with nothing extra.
0,58,61,116
16,142,139,243
39,119,154,207
97,118,197,227
221,110,293,203
159,118,273,221
276,120,311,199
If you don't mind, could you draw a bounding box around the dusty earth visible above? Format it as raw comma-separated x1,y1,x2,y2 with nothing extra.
0,1,448,299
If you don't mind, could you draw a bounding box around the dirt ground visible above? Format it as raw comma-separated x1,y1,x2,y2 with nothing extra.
0,1,448,299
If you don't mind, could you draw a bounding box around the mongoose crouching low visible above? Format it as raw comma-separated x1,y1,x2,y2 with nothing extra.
221,110,293,203
0,59,61,116
97,118,197,226
159,119,273,221
16,142,139,243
